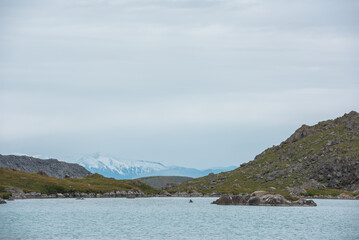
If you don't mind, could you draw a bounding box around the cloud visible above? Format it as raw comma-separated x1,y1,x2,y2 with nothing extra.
0,0,358,167
1,87,358,142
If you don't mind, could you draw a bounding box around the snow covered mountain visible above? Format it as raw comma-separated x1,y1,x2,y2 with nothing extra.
78,153,166,179
78,153,237,179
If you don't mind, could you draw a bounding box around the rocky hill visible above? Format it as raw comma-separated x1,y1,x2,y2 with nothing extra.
0,155,91,178
175,111,359,196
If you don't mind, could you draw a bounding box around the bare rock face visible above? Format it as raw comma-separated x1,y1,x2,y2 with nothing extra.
212,192,317,207
0,154,91,178
285,124,316,143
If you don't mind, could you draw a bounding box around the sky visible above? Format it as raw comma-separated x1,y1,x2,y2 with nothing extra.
0,0,358,169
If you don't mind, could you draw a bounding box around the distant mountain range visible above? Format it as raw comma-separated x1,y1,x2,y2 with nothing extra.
78,153,237,179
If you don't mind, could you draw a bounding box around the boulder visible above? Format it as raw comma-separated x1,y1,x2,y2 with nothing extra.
88,193,96,198
291,199,317,206
159,190,171,197
56,193,65,198
0,198,6,204
80,192,89,198
212,195,233,205
261,194,289,206
248,196,261,205
232,193,250,204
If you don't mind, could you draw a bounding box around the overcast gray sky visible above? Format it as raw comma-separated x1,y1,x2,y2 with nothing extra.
0,0,358,168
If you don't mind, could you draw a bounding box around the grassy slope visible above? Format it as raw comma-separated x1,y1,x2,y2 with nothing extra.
137,176,192,188
174,112,359,197
0,168,158,196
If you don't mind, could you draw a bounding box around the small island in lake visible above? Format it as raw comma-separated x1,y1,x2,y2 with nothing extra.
212,191,317,206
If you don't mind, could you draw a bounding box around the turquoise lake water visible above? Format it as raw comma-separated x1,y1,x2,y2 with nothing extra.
1,198,358,240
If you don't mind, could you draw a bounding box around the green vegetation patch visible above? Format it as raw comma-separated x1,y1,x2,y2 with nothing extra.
0,168,158,194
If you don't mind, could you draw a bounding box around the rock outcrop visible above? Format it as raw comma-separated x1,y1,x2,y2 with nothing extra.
212,191,317,206
0,154,91,178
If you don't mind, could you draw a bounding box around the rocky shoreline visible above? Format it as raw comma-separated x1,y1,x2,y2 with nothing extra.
0,188,221,203
1,187,358,204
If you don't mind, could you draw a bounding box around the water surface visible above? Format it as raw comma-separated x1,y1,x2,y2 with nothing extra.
1,198,358,240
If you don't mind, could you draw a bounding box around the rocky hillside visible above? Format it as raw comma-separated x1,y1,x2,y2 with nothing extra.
176,111,359,196
0,155,91,178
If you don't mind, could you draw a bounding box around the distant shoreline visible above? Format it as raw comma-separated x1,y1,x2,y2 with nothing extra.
3,191,358,201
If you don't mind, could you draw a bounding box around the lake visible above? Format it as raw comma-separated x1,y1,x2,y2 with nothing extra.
1,198,358,240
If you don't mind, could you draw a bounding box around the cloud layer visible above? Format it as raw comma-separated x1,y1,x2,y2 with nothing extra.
1,0,358,168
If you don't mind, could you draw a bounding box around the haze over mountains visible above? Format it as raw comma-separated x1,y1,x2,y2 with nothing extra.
78,153,237,179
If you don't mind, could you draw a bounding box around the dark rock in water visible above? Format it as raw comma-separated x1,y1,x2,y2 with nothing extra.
0,198,6,204
0,154,91,178
189,199,193,203
212,192,317,207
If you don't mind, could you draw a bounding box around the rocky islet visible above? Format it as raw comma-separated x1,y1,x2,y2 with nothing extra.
212,191,317,206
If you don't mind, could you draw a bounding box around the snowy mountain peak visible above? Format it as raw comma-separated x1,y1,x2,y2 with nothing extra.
78,153,237,180
78,153,166,179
